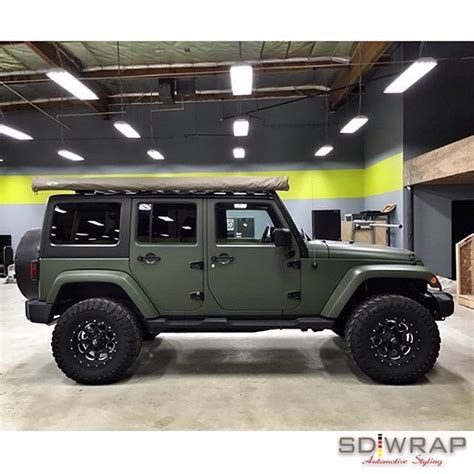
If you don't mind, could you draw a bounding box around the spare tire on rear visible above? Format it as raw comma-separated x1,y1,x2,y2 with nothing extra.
15,228,42,299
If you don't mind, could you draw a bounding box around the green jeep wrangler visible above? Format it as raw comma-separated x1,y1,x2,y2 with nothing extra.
16,176,454,385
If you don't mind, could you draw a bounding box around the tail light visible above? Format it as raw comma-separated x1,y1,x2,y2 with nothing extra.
30,260,39,280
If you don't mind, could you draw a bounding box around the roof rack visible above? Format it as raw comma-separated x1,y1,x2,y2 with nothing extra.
32,176,289,194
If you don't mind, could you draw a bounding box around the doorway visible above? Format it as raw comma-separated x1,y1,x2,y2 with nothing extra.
451,200,474,279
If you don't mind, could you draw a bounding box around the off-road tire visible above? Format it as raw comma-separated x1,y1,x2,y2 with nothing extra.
346,294,440,384
52,298,143,384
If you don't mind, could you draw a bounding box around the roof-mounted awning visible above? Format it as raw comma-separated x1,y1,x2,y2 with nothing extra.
31,176,290,193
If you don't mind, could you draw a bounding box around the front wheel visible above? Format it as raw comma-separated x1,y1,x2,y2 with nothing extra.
346,294,440,384
52,298,143,384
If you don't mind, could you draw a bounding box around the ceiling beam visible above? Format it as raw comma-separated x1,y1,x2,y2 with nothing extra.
0,58,355,85
25,41,110,116
0,57,396,85
0,85,328,112
83,59,345,79
329,41,392,109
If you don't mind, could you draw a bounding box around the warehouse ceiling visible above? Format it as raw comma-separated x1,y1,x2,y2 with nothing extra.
0,41,393,115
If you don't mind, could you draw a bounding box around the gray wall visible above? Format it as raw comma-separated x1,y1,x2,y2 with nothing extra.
0,97,364,171
413,184,474,278
0,204,46,249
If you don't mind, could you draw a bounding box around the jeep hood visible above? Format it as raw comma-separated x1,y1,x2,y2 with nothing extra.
306,240,418,262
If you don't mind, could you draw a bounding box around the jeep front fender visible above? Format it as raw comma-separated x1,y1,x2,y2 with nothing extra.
320,264,435,319
46,270,160,319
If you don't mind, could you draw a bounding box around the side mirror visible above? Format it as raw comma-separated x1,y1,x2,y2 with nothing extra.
273,228,291,247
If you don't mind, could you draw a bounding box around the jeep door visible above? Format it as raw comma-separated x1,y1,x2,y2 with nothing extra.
206,198,301,312
130,198,204,313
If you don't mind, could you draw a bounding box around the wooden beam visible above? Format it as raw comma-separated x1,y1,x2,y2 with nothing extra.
26,41,109,116
0,86,327,112
329,41,391,109
0,58,397,86
0,58,356,85
404,135,474,186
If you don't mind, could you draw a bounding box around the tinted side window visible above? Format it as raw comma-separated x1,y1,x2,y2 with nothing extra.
50,202,121,245
137,202,197,244
215,202,281,244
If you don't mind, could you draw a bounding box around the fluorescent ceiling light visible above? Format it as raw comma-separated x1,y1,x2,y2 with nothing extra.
0,158,3,162
384,58,438,94
88,220,104,227
340,115,368,134
230,65,253,95
0,124,33,140
233,147,246,159
47,68,98,101
147,149,165,160
57,149,84,161
158,216,174,222
54,206,67,214
76,233,89,237
233,118,250,137
114,121,141,138
234,203,248,209
182,226,192,230
160,234,170,237
314,145,334,157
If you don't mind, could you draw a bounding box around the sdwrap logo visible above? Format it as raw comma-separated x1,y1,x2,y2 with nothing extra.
338,434,467,466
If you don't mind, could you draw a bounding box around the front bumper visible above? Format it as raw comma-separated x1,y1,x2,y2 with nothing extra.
428,291,454,320
25,299,53,324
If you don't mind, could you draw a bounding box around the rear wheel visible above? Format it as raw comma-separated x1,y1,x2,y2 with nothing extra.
52,298,142,384
346,294,440,384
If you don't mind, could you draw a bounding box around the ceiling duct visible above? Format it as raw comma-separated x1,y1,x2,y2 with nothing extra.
176,78,196,97
158,79,176,104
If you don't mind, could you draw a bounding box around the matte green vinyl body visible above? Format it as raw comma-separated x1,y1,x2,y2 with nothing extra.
39,190,432,320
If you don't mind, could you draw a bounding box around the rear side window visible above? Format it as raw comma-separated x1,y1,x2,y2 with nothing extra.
50,202,121,245
137,202,197,244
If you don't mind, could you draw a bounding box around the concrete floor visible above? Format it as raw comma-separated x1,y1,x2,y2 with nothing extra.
1,283,473,430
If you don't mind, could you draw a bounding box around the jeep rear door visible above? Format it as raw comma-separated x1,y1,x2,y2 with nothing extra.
206,198,301,312
130,198,204,313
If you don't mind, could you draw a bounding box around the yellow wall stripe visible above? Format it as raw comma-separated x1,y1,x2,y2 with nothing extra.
364,152,403,196
0,153,402,205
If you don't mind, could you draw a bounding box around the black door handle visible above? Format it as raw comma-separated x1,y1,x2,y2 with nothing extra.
137,253,161,264
211,254,235,265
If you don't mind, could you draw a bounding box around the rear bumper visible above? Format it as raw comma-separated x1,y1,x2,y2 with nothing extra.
429,291,454,320
25,299,53,324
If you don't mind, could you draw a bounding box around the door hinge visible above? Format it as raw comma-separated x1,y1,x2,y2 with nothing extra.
287,260,300,269
189,260,204,270
190,291,204,300
287,291,301,300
